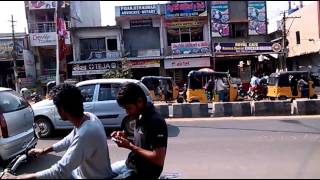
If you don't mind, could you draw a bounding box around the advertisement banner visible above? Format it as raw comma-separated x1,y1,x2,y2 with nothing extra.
165,18,207,28
211,1,229,37
248,1,267,35
213,42,282,54
165,57,210,69
119,5,159,16
72,61,122,76
130,60,160,69
23,50,36,80
28,1,65,10
30,32,70,46
0,39,24,61
165,1,207,18
171,41,210,55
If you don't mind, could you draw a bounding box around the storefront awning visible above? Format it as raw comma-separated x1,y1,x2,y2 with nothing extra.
165,53,212,59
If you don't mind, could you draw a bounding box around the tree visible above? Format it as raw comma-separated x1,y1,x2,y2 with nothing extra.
103,57,132,79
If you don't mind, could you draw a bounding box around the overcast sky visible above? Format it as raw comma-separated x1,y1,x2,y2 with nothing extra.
0,1,316,34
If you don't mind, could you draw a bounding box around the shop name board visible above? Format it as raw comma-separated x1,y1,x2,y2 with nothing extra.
28,1,65,10
213,42,282,54
165,19,207,28
172,41,210,55
130,60,160,69
166,2,206,18
72,61,121,76
164,57,210,69
130,19,153,28
119,5,159,16
30,32,70,46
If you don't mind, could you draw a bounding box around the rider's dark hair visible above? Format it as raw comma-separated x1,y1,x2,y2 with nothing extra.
117,82,147,108
51,84,84,118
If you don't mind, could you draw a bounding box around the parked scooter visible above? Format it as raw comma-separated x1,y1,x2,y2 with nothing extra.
0,125,40,178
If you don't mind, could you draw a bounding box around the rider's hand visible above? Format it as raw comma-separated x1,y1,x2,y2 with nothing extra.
28,148,44,157
111,130,127,139
1,172,17,179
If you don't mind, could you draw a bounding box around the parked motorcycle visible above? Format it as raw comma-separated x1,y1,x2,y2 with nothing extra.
0,124,40,178
248,78,268,101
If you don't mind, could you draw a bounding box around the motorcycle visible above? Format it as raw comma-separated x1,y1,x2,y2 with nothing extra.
30,92,42,103
247,78,268,101
0,124,40,178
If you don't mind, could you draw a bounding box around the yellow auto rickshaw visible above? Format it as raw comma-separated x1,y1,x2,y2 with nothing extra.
141,76,179,102
186,71,238,103
267,71,318,100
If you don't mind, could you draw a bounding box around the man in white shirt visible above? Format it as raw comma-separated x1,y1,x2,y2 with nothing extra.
2,84,114,179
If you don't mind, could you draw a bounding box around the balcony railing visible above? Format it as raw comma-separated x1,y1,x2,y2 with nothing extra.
28,21,71,33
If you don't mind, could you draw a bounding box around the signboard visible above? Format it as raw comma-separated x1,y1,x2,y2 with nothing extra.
164,57,210,69
19,77,35,88
130,19,153,28
72,61,122,76
248,1,267,35
213,42,282,54
23,50,36,80
0,39,24,61
165,19,207,28
30,32,70,46
211,1,230,37
86,51,121,60
28,1,65,10
130,60,160,69
165,2,207,18
119,5,159,16
171,41,210,55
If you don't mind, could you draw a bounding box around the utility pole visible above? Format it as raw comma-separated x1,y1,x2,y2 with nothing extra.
9,15,19,92
281,11,301,72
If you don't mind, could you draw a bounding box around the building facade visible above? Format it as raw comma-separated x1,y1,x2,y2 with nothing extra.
24,1,101,88
286,1,320,75
115,4,164,80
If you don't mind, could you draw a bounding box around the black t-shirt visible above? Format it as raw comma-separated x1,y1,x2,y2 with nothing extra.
126,103,168,179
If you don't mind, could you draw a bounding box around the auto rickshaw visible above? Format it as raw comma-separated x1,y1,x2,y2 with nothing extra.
141,76,179,102
186,71,238,103
267,71,318,100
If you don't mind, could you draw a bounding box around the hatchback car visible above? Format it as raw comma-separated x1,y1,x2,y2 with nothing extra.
0,87,36,166
32,79,152,138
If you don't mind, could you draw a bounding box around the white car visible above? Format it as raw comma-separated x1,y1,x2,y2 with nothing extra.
32,79,152,138
0,88,37,166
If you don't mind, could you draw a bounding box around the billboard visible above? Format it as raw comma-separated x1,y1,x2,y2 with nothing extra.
248,1,267,35
211,1,230,37
213,42,282,54
28,1,66,10
171,41,210,55
165,1,207,18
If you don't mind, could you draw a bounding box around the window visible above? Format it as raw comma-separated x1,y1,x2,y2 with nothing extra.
78,85,96,102
107,39,118,51
167,27,204,46
0,91,28,113
80,38,106,60
230,23,248,38
98,84,121,101
296,31,301,44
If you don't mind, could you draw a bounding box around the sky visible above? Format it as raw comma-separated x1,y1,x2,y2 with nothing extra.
0,1,316,34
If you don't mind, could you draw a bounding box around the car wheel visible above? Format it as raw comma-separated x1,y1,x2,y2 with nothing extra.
122,116,136,137
35,117,53,138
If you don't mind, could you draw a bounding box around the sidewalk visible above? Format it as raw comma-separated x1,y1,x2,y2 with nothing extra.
166,115,320,122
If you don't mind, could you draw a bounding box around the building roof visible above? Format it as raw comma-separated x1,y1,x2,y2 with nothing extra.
0,33,26,39
69,25,121,32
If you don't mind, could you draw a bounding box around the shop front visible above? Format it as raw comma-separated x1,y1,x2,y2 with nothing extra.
213,42,282,82
164,56,211,87
129,59,161,80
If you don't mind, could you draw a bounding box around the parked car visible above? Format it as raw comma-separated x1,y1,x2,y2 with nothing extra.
32,79,153,138
0,87,37,166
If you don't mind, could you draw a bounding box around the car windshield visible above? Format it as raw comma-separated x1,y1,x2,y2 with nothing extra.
0,91,28,113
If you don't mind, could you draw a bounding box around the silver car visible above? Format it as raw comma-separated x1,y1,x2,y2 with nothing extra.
32,79,152,138
0,88,36,166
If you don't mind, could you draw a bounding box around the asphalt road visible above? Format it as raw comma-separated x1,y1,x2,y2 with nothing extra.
15,117,320,179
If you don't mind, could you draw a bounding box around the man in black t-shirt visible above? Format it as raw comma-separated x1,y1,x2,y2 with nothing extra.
111,83,168,179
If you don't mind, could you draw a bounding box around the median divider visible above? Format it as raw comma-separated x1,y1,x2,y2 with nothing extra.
252,100,292,116
293,99,320,115
172,103,209,118
212,101,252,117
155,104,169,118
